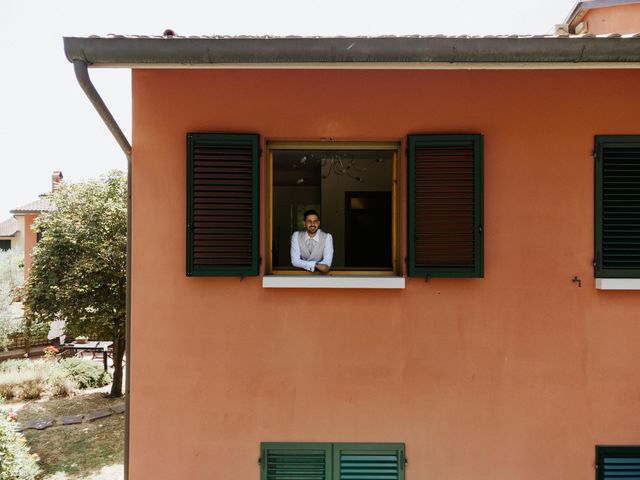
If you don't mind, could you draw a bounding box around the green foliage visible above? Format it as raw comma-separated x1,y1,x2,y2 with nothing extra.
49,372,78,398
0,250,25,350
16,373,47,400
0,411,40,480
0,358,109,400
0,361,56,399
60,357,112,389
23,170,127,396
24,171,126,336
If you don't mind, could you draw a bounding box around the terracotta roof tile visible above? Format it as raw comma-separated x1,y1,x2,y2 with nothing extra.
0,217,18,237
10,197,54,214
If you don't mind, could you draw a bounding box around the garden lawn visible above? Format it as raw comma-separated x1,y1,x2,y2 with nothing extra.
9,392,124,479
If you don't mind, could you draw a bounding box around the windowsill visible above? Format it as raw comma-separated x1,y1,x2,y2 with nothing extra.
596,278,640,290
262,275,406,289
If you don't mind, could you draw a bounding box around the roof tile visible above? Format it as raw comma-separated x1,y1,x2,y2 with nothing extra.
0,217,18,237
10,197,54,214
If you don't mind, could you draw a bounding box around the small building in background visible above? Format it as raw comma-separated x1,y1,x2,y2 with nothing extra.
0,217,18,252
7,171,61,279
557,0,640,34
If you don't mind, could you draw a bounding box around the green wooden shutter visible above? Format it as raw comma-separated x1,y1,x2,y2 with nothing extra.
334,443,405,480
187,133,260,276
595,136,640,278
408,134,483,277
261,443,331,480
596,446,640,480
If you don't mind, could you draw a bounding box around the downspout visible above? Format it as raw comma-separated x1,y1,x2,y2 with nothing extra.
72,60,131,160
72,59,132,480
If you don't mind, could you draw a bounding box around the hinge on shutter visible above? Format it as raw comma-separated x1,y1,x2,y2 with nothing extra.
400,451,407,470
478,224,483,234
594,251,601,269
594,151,599,161
260,449,266,471
187,223,193,230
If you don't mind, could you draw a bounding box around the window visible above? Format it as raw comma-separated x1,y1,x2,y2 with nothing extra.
268,142,399,275
0,240,10,251
595,135,640,279
186,133,260,277
260,442,405,480
407,134,484,277
596,446,640,480
186,133,484,281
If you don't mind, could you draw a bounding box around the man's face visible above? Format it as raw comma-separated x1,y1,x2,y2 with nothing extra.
304,214,320,236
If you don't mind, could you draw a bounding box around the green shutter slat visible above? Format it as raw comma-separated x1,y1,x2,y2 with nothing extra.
261,444,330,480
408,134,483,277
187,133,259,276
597,446,640,480
261,443,404,480
335,444,404,480
595,136,640,278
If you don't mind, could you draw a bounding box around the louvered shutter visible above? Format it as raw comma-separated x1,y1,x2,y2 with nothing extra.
596,446,640,480
261,443,331,480
334,444,405,480
187,133,260,276
595,136,640,278
408,134,483,277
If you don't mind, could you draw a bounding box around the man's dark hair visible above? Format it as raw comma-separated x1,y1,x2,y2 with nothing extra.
303,209,320,220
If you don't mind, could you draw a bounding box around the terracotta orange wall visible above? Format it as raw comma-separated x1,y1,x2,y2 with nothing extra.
581,4,640,33
130,69,640,479
23,214,38,280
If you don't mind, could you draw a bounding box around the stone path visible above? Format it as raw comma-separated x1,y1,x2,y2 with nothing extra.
16,403,125,432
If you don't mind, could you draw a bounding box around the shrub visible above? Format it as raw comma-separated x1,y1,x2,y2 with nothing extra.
0,359,30,374
0,358,110,400
0,360,56,400
60,358,112,389
0,250,25,352
0,411,40,479
49,373,77,398
0,371,21,400
16,372,47,400
0,359,56,376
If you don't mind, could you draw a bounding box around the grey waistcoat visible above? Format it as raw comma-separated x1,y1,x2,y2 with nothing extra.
298,230,327,262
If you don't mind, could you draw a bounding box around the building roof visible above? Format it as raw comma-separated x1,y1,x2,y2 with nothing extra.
564,0,640,28
0,217,18,237
64,34,640,69
10,196,54,214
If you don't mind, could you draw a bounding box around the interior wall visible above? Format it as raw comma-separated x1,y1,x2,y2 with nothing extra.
321,156,391,267
273,185,320,268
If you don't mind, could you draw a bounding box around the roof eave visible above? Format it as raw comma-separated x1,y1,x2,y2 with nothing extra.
63,36,640,69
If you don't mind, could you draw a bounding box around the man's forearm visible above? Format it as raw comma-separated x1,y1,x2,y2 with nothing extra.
291,257,316,272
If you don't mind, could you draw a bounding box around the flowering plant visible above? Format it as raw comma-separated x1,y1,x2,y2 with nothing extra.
7,411,18,422
43,345,59,359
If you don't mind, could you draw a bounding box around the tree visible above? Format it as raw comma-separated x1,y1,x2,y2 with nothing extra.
0,250,25,351
24,171,127,397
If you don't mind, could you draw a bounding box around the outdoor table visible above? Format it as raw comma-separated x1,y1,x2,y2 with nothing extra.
61,341,113,371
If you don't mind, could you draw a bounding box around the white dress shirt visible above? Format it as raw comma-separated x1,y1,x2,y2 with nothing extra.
290,230,334,272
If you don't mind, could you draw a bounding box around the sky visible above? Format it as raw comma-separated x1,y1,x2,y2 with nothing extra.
1,0,577,217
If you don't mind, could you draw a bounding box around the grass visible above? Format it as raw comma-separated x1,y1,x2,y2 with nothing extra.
5,392,124,479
